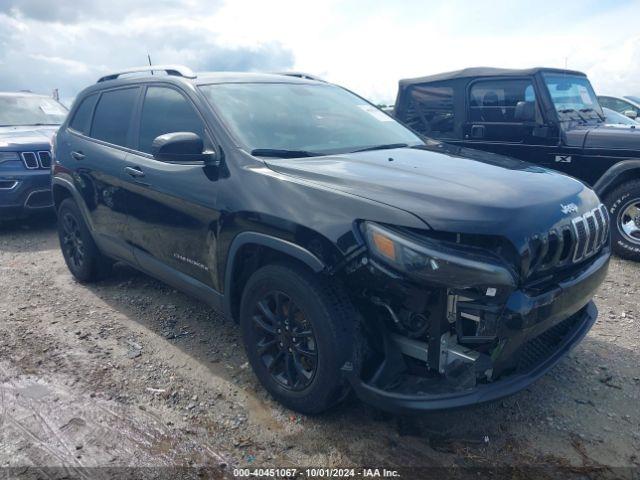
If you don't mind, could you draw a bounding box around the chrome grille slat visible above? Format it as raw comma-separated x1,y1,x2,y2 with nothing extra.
584,213,597,255
600,204,610,244
593,208,604,246
572,217,588,262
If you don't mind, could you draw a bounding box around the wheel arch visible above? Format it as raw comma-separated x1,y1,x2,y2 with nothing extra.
52,177,96,233
52,182,72,209
593,160,640,198
223,232,328,322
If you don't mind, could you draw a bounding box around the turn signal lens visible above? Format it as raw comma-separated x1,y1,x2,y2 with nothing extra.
372,230,396,261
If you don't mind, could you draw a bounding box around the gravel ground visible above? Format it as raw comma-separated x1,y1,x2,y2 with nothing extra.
1,215,638,478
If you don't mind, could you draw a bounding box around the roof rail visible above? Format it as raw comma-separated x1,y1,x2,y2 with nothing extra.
275,72,326,82
97,65,196,83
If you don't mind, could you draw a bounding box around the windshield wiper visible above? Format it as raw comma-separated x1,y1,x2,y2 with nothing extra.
251,148,322,158
558,108,589,122
351,143,409,153
580,108,605,121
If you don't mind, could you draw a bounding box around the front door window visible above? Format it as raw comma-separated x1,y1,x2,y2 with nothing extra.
467,79,538,142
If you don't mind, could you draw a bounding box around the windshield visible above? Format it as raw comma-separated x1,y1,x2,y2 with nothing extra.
542,74,603,120
199,82,422,156
0,95,68,126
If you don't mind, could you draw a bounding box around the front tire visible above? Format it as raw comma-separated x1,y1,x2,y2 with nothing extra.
57,198,112,282
604,180,640,261
239,263,356,414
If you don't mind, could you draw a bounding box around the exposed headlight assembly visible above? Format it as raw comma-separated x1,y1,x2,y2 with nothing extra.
363,222,516,289
0,152,20,164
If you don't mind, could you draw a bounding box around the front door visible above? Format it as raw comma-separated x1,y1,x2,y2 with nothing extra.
121,85,222,290
460,77,559,165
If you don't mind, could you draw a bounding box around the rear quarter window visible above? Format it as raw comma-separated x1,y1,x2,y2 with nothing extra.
90,88,139,147
403,84,454,137
69,94,98,135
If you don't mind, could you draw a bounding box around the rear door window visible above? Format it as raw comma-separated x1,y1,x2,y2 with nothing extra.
69,94,98,135
138,86,205,154
403,84,454,137
90,88,139,147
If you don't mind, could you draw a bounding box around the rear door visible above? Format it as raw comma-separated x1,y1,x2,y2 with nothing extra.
395,82,458,141
121,84,222,290
60,87,140,262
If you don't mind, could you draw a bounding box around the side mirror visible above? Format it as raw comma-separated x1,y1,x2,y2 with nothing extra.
623,110,638,120
151,132,217,164
514,101,536,122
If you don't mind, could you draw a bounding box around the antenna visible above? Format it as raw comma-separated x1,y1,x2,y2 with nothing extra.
148,53,153,75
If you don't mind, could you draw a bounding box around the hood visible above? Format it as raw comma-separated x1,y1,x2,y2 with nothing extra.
0,125,58,151
564,122,640,149
264,143,600,250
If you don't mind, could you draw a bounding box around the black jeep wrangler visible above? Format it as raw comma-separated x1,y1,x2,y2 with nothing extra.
394,67,640,260
53,65,609,414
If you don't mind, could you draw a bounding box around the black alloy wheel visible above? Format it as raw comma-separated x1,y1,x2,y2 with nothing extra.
57,198,112,282
61,211,85,270
251,290,318,391
239,263,358,414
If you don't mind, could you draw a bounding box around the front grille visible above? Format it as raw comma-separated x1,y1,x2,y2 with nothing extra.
21,152,39,169
20,151,51,170
516,314,581,372
38,151,52,168
526,204,609,277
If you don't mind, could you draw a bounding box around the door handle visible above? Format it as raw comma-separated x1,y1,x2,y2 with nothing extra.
470,125,485,139
71,151,85,161
124,166,145,178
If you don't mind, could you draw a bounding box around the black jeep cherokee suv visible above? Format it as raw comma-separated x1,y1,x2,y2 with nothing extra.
394,67,640,261
53,65,610,414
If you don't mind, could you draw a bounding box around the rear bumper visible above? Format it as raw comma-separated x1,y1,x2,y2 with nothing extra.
346,250,609,414
0,170,53,219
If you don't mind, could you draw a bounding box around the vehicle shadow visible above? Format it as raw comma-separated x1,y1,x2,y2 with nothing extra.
79,260,640,470
0,212,58,253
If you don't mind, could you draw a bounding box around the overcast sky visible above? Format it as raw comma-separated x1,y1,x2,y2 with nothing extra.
1,0,638,105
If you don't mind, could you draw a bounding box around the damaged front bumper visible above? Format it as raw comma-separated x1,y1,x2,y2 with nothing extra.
345,249,609,414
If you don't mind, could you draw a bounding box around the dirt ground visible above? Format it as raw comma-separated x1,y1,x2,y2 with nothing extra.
1,215,639,479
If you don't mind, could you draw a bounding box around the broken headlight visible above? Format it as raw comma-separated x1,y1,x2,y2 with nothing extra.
363,222,516,289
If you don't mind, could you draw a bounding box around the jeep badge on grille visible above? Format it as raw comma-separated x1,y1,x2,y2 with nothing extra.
561,203,578,214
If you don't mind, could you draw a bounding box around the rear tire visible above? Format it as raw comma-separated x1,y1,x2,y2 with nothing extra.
57,198,112,282
604,180,640,261
239,263,357,414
